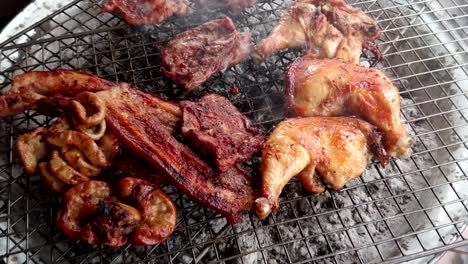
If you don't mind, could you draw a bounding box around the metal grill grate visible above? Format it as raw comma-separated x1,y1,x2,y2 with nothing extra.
1,0,468,263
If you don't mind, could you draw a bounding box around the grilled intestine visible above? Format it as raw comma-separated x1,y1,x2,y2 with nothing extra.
15,92,120,193
56,178,176,247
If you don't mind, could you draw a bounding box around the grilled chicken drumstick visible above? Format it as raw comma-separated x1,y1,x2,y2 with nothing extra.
254,117,387,220
286,57,412,159
252,0,381,64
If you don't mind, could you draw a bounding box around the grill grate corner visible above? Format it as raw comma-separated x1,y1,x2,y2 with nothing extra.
1,0,468,263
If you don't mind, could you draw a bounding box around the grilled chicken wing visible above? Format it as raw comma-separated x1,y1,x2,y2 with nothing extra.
254,117,386,220
286,57,411,158
252,0,381,64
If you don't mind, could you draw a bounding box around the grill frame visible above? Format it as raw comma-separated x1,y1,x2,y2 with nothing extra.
1,0,468,263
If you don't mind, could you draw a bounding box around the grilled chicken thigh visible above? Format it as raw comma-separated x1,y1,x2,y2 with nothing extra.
254,117,386,220
286,57,411,159
252,0,381,64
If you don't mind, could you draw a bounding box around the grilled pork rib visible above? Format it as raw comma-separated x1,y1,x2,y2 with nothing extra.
255,117,387,220
102,0,188,25
252,0,381,64
286,57,411,159
161,18,251,91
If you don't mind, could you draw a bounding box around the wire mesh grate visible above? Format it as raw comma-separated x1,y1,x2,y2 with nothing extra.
1,0,468,263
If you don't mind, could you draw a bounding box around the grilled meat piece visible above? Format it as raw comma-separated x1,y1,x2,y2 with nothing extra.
252,0,381,64
254,117,387,220
102,0,188,25
81,201,142,247
3,70,255,224
193,0,256,13
286,57,411,158
0,70,113,116
307,0,382,61
116,178,177,245
161,18,251,91
56,181,112,241
99,84,256,223
56,179,176,246
16,127,48,174
0,70,181,134
180,94,264,172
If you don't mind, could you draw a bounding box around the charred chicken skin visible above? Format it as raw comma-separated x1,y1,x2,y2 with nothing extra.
161,18,251,91
102,0,188,25
254,117,387,220
252,0,381,64
286,57,412,159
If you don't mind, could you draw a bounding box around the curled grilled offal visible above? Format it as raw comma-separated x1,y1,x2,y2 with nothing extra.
56,178,176,246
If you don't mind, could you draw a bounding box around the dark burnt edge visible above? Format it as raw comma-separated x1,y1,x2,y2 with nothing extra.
368,127,389,167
